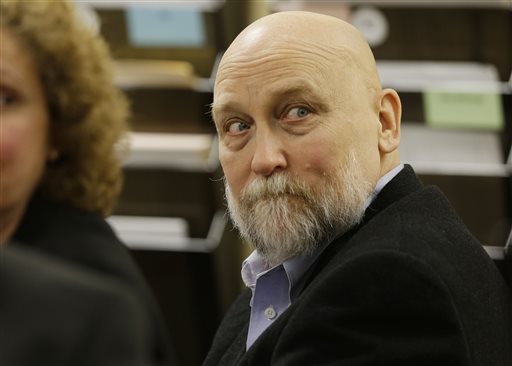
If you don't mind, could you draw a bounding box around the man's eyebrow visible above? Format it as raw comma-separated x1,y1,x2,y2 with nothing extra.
269,81,317,98
270,83,329,112
212,80,329,119
211,102,245,121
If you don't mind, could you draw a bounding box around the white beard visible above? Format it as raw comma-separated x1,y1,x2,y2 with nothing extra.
225,149,373,267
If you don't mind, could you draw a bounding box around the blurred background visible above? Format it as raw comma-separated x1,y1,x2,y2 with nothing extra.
74,1,511,365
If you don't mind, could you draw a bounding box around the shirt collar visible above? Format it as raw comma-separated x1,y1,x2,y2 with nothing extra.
241,250,267,291
364,163,404,208
241,249,323,290
241,238,331,304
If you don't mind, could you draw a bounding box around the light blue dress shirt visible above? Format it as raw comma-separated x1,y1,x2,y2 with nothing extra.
241,164,404,349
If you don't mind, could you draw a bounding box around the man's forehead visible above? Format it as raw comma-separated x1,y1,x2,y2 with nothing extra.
215,25,366,94
215,40,355,93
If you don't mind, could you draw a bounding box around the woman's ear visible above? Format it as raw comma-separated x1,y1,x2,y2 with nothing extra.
378,88,401,154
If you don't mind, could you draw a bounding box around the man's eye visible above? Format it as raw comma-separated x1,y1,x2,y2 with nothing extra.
227,121,250,135
285,106,310,120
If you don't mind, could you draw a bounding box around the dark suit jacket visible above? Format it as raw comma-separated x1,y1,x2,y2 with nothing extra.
10,193,175,365
0,246,155,366
204,165,512,366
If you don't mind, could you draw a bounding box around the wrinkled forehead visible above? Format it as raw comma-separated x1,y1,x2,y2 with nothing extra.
216,39,353,87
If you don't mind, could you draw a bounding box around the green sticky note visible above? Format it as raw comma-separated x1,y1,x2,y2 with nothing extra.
423,90,504,130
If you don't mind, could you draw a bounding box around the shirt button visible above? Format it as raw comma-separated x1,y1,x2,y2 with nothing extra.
264,306,277,320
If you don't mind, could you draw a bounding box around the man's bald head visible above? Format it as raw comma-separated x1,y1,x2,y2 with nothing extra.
216,11,382,99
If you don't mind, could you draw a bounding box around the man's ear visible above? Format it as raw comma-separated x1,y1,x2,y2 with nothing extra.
378,88,401,154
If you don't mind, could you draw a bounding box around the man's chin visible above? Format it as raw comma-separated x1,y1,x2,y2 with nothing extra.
251,233,322,268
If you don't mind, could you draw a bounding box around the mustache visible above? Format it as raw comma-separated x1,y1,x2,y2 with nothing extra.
238,173,313,203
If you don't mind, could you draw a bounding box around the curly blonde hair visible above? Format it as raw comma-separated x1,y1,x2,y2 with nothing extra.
0,0,129,216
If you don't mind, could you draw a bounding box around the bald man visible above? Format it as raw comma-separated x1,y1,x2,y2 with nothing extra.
205,11,512,366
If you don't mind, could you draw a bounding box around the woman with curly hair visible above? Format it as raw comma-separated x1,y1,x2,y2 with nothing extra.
0,0,175,364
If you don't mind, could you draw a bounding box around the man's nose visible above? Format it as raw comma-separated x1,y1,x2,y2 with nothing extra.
250,128,287,177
